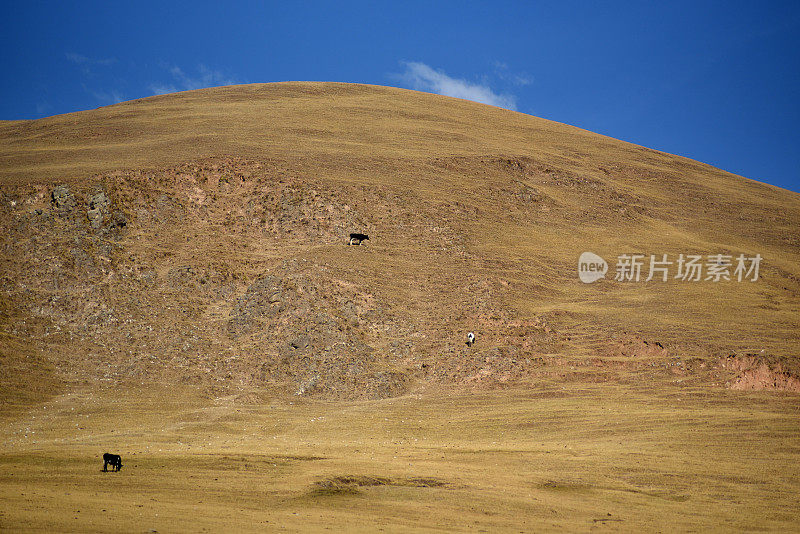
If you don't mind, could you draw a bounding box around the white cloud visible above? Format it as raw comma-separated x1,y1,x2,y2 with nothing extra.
65,53,123,105
65,52,89,64
150,83,178,96
511,73,534,86
397,61,517,110
493,60,533,87
89,88,125,105
65,53,116,66
149,64,239,95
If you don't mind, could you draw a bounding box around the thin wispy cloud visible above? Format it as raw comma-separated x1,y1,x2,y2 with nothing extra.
150,65,239,95
396,61,517,110
493,61,533,86
149,83,179,96
65,53,116,66
87,87,125,105
65,53,123,105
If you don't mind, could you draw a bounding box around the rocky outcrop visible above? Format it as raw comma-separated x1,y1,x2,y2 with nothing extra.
227,276,284,337
51,185,76,216
86,190,110,228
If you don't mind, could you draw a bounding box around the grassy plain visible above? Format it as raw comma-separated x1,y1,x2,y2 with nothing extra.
2,383,800,532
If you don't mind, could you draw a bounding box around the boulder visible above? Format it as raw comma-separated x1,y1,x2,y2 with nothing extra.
51,185,76,215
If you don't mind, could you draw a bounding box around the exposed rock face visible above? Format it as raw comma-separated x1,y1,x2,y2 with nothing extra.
51,185,76,216
227,276,284,337
87,190,110,228
0,159,440,399
2,154,797,400
88,191,110,211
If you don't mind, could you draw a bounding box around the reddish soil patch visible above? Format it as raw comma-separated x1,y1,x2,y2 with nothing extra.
724,355,800,393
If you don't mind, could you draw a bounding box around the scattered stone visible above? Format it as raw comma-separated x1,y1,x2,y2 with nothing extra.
51,185,76,215
295,375,319,395
86,190,111,228
88,191,110,212
108,211,127,231
289,334,311,350
87,208,102,228
227,276,283,336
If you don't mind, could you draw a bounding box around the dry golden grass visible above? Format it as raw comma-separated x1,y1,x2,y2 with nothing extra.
1,384,799,532
1,82,798,357
1,82,800,531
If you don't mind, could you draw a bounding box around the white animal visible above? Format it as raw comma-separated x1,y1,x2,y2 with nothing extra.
466,332,475,347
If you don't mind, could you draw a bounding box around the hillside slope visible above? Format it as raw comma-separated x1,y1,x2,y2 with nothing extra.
1,82,799,404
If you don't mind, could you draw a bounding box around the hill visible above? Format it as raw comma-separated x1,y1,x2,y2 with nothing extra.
2,82,798,403
2,82,800,531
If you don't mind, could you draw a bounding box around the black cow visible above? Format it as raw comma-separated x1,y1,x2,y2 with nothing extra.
349,233,369,246
102,453,123,472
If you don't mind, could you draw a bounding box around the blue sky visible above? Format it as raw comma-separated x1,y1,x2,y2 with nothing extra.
2,1,798,193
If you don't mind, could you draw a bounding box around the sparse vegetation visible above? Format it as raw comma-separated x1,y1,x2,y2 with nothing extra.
1,82,799,530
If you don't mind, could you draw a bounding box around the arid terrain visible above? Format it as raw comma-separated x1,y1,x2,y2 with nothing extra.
1,82,799,531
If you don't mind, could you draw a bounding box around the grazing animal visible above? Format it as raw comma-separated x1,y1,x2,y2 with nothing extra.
349,233,369,245
466,332,475,347
102,453,123,472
